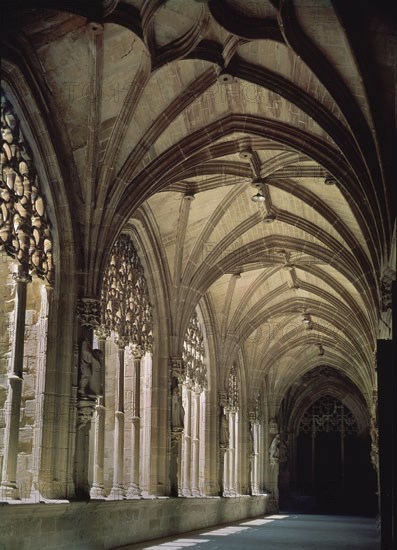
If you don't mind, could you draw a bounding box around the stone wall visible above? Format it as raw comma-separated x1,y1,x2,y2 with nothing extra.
0,495,268,550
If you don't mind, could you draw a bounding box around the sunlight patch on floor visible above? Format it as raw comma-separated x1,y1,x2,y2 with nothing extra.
240,519,275,526
143,539,210,549
200,526,250,536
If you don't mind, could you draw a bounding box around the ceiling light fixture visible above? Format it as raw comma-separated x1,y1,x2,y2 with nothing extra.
251,191,266,203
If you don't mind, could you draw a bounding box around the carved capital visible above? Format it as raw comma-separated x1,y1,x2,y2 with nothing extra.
95,324,110,341
77,298,101,328
13,270,32,284
115,335,129,349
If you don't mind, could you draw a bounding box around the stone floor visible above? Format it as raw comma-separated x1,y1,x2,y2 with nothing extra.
115,514,379,550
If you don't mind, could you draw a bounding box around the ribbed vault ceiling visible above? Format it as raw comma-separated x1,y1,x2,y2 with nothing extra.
4,0,394,410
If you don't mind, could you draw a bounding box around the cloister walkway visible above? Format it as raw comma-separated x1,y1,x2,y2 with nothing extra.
117,514,379,550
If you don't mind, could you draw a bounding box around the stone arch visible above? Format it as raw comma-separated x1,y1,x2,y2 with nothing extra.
277,365,375,514
0,79,75,500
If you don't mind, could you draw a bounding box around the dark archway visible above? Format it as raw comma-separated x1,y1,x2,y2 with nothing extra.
287,395,377,514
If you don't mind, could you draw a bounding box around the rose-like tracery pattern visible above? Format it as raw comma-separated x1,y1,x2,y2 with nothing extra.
0,88,54,284
101,234,152,350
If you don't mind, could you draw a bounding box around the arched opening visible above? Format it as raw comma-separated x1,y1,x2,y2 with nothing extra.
290,395,377,514
0,87,56,501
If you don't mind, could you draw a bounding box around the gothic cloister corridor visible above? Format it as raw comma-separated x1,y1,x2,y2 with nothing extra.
0,1,395,549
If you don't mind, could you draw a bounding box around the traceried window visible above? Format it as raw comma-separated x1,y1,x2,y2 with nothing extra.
299,395,358,435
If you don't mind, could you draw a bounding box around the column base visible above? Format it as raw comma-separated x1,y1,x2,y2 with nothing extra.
126,484,141,499
107,485,125,500
90,484,107,499
0,481,19,501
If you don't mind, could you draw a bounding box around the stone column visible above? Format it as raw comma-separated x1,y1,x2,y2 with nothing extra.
90,327,108,499
229,411,236,495
248,413,258,495
224,445,230,496
182,386,192,496
126,347,142,498
108,338,126,500
218,394,229,497
0,267,30,500
30,284,53,502
191,389,201,496
219,446,227,497
253,423,259,494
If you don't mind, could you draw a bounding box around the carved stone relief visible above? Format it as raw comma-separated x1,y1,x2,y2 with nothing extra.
77,298,101,329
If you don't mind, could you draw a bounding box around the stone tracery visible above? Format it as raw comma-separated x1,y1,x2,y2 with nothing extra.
101,234,152,350
0,89,54,285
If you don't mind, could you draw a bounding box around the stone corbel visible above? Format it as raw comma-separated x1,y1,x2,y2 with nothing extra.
77,298,101,328
77,400,96,430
